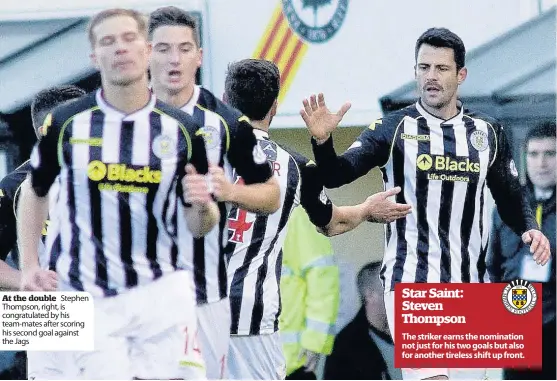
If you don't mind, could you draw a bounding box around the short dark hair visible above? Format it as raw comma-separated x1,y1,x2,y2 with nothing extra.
87,8,148,47
31,85,86,132
415,27,466,71
148,6,200,46
525,121,556,147
224,59,280,121
356,261,383,302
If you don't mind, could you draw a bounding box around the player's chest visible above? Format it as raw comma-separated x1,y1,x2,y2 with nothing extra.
395,122,492,184
61,122,188,192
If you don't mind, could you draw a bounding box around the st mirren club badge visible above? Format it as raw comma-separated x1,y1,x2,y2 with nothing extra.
470,130,488,152
502,279,537,315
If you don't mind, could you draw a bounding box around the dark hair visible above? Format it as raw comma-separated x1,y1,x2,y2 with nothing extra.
415,28,466,71
148,6,200,46
31,85,86,132
525,121,556,147
224,59,280,121
356,261,383,302
87,8,148,47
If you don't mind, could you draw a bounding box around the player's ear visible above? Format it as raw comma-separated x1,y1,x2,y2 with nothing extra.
457,66,467,85
270,99,278,118
90,52,100,70
197,47,203,68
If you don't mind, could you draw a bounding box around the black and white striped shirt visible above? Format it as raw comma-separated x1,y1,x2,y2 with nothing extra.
30,90,208,297
312,101,536,292
226,129,333,335
179,86,273,305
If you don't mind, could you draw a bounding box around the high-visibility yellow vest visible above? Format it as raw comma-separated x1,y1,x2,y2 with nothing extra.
279,207,339,376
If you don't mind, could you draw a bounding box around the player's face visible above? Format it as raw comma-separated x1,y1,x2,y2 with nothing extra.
526,138,556,189
415,44,466,112
150,25,202,96
90,15,151,86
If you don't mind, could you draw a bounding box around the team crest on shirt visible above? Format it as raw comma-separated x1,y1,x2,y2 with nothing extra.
152,134,176,159
470,130,488,152
258,140,278,161
252,144,267,164
502,279,537,314
195,126,220,150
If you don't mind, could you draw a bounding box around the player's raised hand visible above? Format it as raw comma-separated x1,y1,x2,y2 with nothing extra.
183,164,213,206
521,229,551,266
364,187,412,223
300,93,351,142
209,164,233,202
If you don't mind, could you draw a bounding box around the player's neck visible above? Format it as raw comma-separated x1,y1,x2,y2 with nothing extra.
155,84,195,109
250,119,270,133
421,100,459,121
102,77,151,114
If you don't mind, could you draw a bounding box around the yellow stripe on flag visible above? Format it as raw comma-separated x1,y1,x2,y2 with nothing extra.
252,1,308,105
253,3,283,59
278,42,308,104
265,21,290,61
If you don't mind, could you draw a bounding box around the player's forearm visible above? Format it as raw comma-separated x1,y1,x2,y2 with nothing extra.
311,136,360,188
228,177,280,214
16,179,49,271
320,204,366,237
0,261,21,290
185,202,220,238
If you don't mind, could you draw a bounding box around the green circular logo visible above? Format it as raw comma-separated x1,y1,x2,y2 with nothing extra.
283,0,348,44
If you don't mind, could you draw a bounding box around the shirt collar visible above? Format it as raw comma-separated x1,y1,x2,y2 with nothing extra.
252,128,270,139
416,99,464,125
96,88,156,121
181,85,201,116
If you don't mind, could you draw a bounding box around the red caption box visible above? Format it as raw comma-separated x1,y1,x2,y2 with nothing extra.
394,280,542,369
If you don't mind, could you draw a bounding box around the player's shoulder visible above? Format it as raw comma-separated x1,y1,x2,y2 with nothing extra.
276,142,310,167
49,92,96,125
0,160,31,200
364,105,412,133
154,99,199,130
197,87,244,125
463,108,502,131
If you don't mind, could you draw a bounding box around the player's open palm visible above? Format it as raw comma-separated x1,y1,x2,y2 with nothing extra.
364,187,412,223
300,93,351,142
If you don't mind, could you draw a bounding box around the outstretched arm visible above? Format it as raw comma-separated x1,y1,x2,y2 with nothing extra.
320,187,411,237
210,164,279,214
302,93,394,188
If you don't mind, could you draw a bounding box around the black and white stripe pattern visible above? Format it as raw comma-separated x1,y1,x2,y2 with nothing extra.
381,101,495,291
226,131,301,335
178,86,233,305
34,90,198,297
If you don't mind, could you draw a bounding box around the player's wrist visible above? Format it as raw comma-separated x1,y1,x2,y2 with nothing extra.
312,133,331,145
